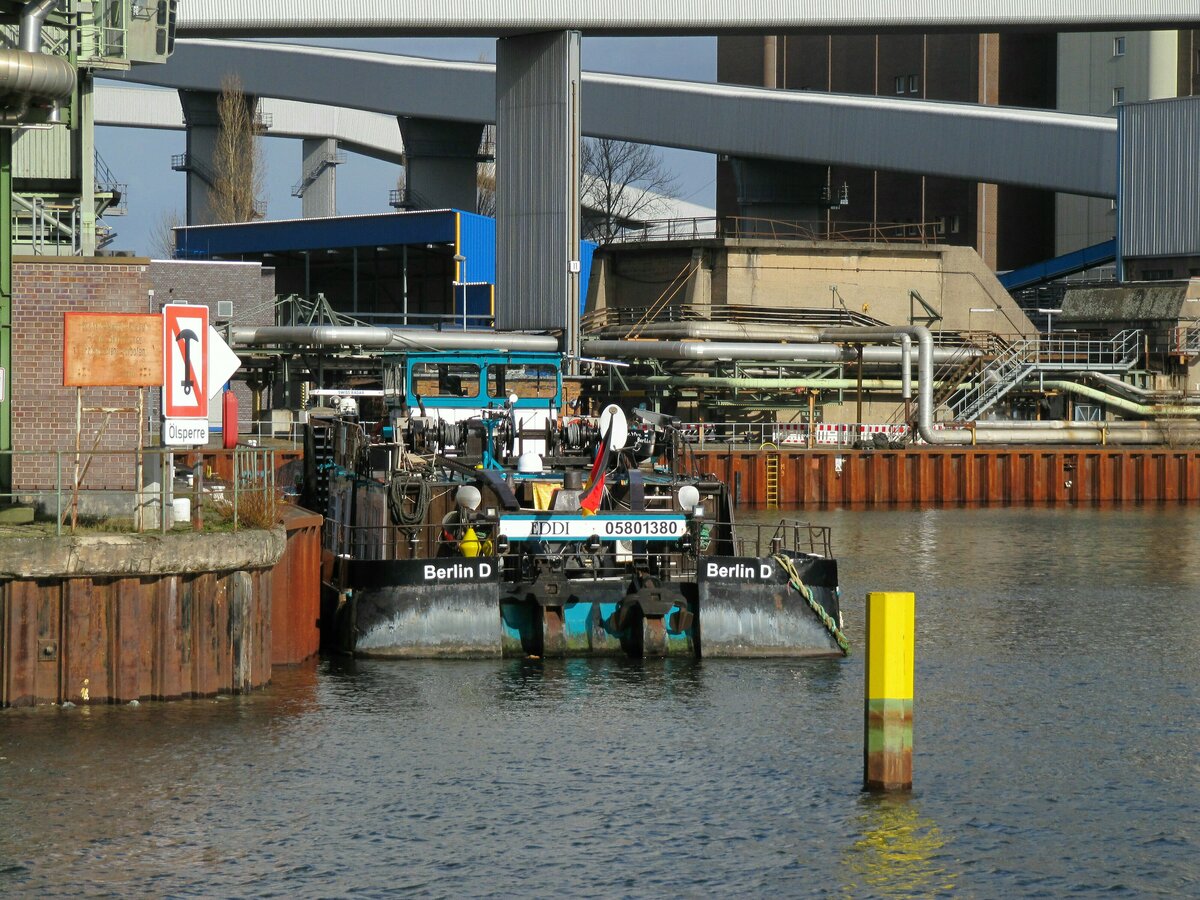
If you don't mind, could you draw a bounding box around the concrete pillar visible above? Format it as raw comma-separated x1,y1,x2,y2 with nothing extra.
495,30,582,358
178,89,257,226
177,90,220,226
396,117,484,212
298,138,340,218
683,248,712,315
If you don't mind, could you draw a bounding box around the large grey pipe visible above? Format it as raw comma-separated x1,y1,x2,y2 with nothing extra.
0,1,75,124
230,325,559,352
583,338,977,365
589,322,824,343
19,0,61,52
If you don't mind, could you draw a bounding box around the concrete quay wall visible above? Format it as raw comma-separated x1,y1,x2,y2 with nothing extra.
0,510,322,707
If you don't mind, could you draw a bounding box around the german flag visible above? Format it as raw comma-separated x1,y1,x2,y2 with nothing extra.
579,418,613,516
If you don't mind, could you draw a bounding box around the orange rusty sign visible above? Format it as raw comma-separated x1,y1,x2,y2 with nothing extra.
63,313,163,387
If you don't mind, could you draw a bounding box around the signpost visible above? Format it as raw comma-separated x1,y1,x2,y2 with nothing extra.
57,304,242,531
162,303,209,444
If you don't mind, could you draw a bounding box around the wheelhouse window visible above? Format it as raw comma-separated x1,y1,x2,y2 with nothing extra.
411,362,480,399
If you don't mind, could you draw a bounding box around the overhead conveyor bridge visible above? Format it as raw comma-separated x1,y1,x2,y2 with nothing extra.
171,1,1200,37
105,39,1119,197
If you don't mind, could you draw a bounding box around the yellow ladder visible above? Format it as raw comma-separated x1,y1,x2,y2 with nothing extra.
762,442,781,509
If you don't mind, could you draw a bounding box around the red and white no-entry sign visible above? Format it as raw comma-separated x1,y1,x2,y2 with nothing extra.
163,303,209,420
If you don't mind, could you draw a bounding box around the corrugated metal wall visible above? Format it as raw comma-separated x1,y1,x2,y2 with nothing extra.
1120,96,1200,259
13,127,74,180
495,30,581,345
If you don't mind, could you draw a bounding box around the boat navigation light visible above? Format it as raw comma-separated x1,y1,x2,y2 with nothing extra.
456,485,482,511
677,484,700,513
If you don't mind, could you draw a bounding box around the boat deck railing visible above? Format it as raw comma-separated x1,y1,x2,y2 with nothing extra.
324,517,832,567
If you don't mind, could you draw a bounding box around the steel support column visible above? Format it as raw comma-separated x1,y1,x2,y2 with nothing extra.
79,75,97,255
495,31,581,358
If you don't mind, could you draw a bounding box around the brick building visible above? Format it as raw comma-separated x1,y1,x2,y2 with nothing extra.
11,258,274,501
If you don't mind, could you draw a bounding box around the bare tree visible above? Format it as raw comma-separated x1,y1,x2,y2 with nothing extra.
208,73,265,223
476,124,497,216
581,138,679,242
149,208,183,258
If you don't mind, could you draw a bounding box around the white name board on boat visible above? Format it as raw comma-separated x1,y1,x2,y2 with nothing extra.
500,514,686,541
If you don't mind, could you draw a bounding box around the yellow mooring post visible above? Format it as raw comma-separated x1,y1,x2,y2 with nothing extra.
864,592,915,792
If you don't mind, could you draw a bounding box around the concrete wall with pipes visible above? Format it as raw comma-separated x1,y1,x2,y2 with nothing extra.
585,239,1033,337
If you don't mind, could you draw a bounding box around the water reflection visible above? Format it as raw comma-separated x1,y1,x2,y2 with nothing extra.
494,655,709,705
841,794,956,898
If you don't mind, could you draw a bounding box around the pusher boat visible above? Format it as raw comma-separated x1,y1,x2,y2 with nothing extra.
307,351,848,659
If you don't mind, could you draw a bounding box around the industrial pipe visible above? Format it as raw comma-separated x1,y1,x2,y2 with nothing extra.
1042,380,1200,419
821,326,971,444
230,325,559,353
1085,371,1200,406
589,322,824,343
0,1,75,124
230,325,394,347
583,338,976,365
19,0,60,53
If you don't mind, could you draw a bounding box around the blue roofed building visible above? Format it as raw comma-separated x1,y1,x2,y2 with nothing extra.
173,210,596,329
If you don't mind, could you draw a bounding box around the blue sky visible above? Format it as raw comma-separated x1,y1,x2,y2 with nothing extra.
97,37,718,255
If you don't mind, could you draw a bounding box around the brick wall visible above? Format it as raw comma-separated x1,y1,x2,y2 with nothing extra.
11,258,277,495
12,258,152,491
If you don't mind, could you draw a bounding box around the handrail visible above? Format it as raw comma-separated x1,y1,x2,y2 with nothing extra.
603,215,944,246
0,447,279,536
950,329,1144,421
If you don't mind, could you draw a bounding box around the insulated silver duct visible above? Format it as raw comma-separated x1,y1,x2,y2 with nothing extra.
230,325,559,353
583,338,977,365
588,322,824,343
0,0,75,124
19,0,60,53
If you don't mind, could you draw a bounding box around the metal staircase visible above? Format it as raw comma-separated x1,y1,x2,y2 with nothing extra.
949,330,1143,422
292,150,346,198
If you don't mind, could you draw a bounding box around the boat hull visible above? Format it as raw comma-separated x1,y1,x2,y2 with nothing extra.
332,553,841,659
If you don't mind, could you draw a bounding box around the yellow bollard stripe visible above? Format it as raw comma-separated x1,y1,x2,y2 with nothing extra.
865,591,914,701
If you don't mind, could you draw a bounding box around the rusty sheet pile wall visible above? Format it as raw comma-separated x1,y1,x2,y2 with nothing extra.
272,507,322,666
693,448,1200,506
1,510,323,708
2,570,271,707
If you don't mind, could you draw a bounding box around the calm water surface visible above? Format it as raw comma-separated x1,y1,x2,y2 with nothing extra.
2,506,1198,897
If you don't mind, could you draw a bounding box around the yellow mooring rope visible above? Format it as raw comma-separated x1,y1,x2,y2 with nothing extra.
772,553,851,655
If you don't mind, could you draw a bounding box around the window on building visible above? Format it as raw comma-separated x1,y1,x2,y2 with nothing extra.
1113,86,1125,106
1113,36,1126,57
1110,198,1117,211
949,215,961,234
1142,268,1174,281
895,76,905,95
908,74,920,94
